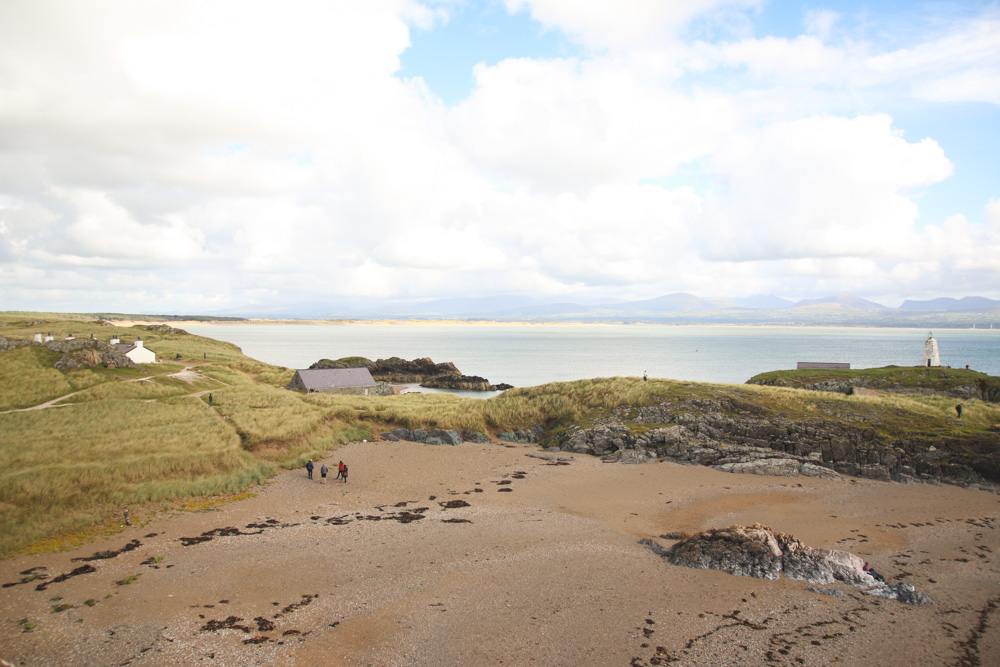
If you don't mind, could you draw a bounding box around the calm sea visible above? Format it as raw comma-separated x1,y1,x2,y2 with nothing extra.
183,324,1000,391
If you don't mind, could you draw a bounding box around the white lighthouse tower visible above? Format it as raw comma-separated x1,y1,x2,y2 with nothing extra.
920,332,940,367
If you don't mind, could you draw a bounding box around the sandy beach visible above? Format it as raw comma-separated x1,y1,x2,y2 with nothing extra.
2,439,999,666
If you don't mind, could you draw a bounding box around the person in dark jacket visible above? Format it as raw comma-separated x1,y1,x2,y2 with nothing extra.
341,465,348,483
306,459,314,479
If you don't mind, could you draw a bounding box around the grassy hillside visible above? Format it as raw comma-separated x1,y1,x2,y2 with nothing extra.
2,313,1000,557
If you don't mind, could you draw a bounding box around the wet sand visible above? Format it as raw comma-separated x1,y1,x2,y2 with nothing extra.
2,440,999,666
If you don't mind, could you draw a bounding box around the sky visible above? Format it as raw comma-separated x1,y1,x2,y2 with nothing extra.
1,0,998,314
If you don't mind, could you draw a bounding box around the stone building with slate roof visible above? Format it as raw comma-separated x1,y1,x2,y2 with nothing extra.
287,367,392,396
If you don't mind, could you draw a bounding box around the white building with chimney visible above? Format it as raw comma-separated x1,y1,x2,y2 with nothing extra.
112,337,156,364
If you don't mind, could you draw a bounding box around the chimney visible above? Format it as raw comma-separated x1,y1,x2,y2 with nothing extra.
110,336,120,345
135,339,144,348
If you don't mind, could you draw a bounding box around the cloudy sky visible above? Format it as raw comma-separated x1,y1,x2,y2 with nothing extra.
1,0,998,314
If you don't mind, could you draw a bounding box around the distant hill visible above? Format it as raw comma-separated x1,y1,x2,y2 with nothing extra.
111,292,1000,326
793,294,888,310
606,293,723,314
899,296,1000,312
727,295,795,309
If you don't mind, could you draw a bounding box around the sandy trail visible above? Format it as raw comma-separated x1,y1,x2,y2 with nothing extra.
2,440,999,666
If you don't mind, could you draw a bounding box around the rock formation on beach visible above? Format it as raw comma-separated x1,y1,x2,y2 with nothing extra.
549,395,1000,488
309,356,513,391
655,524,933,605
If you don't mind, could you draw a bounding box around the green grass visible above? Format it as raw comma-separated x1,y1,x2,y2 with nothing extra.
0,346,76,410
0,397,276,555
748,365,999,395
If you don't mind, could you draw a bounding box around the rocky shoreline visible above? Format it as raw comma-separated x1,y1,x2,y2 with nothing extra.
546,396,1000,490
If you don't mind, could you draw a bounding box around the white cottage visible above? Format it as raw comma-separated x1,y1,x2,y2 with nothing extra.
113,339,157,364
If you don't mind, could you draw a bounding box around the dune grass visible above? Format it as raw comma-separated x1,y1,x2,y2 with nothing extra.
0,399,273,555
0,346,75,410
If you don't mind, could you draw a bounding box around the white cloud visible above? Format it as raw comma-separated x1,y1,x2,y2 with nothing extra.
865,11,1000,104
804,9,839,40
451,56,739,193
697,114,953,261
0,0,997,312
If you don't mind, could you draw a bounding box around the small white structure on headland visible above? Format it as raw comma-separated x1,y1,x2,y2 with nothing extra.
921,332,940,367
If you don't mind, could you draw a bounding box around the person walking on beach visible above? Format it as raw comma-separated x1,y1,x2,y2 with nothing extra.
341,464,348,483
337,460,345,481
306,459,314,479
320,463,328,484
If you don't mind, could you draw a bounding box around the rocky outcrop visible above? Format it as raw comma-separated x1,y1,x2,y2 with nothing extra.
0,335,31,352
310,356,512,391
0,336,135,369
421,374,514,391
498,426,545,444
546,396,999,488
658,524,932,605
144,324,187,335
381,428,491,446
48,339,136,370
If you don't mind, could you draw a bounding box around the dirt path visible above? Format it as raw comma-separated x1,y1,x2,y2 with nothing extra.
2,441,999,666
0,363,222,417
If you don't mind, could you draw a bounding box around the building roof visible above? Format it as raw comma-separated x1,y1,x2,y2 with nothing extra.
114,343,138,353
294,368,376,390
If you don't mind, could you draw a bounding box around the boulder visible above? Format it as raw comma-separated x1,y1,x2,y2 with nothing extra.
498,426,545,444
428,429,462,446
660,524,930,604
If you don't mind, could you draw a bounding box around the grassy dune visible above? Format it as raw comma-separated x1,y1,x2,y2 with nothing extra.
0,399,273,554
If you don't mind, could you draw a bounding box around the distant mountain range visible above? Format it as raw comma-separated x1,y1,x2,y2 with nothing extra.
899,296,1000,312
205,293,1000,326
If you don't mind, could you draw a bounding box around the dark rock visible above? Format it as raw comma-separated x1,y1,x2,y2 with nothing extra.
498,426,545,444
459,430,491,444
310,356,511,391
429,429,462,446
663,524,931,605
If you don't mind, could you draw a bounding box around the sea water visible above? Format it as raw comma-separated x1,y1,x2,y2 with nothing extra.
182,324,1000,390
